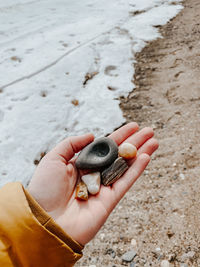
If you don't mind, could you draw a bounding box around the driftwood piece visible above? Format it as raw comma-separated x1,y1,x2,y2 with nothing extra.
101,157,129,186
75,181,88,200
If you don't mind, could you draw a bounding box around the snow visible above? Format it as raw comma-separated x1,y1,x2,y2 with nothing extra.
0,0,183,186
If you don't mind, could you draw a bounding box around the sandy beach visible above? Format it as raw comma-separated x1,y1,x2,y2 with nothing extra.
77,0,200,266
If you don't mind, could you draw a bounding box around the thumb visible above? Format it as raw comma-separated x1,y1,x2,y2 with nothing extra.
49,133,94,162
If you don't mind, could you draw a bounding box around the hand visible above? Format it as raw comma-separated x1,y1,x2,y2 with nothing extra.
28,122,158,245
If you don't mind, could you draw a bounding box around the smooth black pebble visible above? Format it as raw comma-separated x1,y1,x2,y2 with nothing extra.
75,137,118,170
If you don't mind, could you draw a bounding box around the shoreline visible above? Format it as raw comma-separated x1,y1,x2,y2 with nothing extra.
120,0,200,265
78,0,200,266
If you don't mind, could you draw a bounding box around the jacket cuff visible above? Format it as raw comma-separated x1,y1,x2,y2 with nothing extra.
23,187,84,253
0,182,83,267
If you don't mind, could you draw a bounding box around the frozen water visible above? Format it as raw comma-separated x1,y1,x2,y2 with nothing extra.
0,0,183,186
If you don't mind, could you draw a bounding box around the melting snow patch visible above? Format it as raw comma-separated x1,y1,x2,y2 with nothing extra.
0,0,183,186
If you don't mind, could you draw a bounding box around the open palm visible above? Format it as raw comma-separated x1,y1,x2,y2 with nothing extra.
28,122,158,245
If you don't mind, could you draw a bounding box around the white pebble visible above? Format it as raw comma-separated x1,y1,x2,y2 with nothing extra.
179,173,185,180
131,239,137,247
118,143,137,159
81,172,101,195
161,260,170,267
100,233,105,241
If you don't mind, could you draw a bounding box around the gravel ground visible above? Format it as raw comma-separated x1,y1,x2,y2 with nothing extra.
77,1,200,266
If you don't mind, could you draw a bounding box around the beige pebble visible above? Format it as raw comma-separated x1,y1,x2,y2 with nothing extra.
118,143,137,159
100,233,105,240
131,239,137,247
81,172,101,195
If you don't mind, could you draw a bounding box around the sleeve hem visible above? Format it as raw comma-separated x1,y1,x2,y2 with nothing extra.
23,187,84,254
0,182,83,266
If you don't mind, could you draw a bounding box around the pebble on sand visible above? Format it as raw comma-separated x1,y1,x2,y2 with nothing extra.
99,233,105,241
161,260,170,267
122,250,137,262
179,173,185,180
131,239,137,247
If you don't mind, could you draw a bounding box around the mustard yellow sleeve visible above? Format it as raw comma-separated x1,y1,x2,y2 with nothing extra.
0,182,83,267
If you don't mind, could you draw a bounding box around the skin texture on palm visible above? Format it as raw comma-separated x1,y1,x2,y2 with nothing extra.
28,122,158,245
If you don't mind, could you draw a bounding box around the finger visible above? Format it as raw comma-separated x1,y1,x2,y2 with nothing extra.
123,127,154,149
109,122,139,145
49,133,94,161
111,153,150,203
137,137,159,156
126,137,158,166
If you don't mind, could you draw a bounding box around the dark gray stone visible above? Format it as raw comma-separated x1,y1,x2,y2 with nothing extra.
101,157,128,186
122,250,137,262
75,137,118,170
